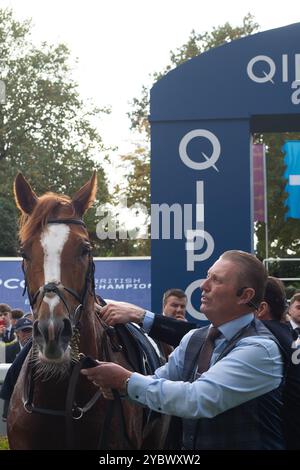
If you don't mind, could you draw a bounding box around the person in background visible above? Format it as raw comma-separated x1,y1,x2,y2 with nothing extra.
83,250,285,450
5,317,33,363
9,309,24,328
156,288,187,357
255,276,300,450
287,292,300,340
0,303,14,343
2,317,33,421
162,289,187,321
256,276,287,323
23,311,33,322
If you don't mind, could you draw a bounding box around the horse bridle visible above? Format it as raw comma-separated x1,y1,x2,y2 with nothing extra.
21,218,101,444
21,217,133,449
21,218,96,327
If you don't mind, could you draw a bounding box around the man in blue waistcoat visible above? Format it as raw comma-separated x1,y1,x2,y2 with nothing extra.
83,250,285,449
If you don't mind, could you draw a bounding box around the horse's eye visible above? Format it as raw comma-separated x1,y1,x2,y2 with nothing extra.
19,248,29,260
81,245,91,256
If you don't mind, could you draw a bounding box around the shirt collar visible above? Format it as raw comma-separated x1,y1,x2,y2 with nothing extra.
217,313,254,342
290,319,300,330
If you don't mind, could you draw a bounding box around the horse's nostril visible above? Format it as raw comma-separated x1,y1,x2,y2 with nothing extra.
61,318,72,341
33,318,72,348
33,320,43,339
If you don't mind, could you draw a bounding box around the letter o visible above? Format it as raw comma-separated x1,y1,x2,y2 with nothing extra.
185,279,208,321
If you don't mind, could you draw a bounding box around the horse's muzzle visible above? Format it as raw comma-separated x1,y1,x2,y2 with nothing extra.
33,317,73,361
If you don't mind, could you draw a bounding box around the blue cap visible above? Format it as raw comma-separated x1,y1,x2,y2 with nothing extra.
15,317,33,331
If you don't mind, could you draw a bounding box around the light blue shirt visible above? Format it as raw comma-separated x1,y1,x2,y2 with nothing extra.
143,310,155,332
128,313,284,419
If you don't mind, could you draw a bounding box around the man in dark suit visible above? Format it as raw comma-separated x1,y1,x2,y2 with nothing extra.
97,301,197,347
5,317,33,363
2,317,33,421
287,292,300,341
5,341,20,364
254,276,300,449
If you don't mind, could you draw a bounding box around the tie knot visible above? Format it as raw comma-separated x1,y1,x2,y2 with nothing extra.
206,326,221,342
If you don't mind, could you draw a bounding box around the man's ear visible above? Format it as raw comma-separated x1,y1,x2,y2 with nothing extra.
257,301,267,318
236,287,255,305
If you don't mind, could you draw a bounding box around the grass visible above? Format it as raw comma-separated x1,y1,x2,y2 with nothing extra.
0,436,9,450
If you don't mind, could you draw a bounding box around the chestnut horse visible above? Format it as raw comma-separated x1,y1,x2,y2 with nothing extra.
7,172,168,450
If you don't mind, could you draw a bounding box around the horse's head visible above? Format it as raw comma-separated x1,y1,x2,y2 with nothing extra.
14,172,97,370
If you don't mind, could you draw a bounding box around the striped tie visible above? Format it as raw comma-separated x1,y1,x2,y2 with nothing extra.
197,326,221,375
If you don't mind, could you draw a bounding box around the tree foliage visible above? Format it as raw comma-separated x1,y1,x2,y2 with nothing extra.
128,13,259,137
0,8,109,255
101,146,150,256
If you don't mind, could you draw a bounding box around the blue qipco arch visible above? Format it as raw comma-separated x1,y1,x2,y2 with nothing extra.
150,23,300,324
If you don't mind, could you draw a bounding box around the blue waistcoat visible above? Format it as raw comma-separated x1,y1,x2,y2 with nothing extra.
182,319,285,450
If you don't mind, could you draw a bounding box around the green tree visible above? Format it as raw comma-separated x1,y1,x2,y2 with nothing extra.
116,14,259,256
255,132,300,265
97,145,150,256
0,8,109,255
129,13,259,137
0,196,18,255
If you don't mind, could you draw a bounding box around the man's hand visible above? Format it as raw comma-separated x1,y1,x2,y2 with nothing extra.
81,362,132,400
174,313,187,322
96,301,145,326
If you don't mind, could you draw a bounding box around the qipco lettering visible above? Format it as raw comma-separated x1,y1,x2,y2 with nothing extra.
179,129,220,320
246,53,300,104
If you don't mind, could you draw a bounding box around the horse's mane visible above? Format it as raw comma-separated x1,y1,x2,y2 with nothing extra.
19,193,76,244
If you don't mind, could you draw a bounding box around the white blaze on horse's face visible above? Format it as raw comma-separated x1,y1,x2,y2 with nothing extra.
40,224,70,313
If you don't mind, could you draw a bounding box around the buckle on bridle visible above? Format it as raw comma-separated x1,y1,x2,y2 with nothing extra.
24,401,33,414
72,406,83,420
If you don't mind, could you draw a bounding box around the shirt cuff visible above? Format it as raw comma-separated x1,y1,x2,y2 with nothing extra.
127,372,155,405
142,310,155,333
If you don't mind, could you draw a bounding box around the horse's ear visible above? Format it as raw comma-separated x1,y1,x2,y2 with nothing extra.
14,173,38,215
72,171,97,217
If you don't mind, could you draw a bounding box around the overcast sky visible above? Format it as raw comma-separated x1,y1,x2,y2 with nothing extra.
0,0,299,181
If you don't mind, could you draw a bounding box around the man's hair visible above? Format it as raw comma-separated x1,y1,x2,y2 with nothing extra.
220,250,267,306
10,309,24,320
289,292,300,306
163,288,187,307
0,303,12,313
263,276,287,321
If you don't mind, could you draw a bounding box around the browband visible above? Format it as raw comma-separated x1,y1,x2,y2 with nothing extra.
47,218,86,227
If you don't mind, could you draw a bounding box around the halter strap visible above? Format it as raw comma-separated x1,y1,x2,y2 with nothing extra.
47,218,86,227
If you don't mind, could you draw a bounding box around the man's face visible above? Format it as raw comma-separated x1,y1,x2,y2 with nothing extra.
0,312,10,328
16,329,32,346
200,258,241,325
289,300,300,324
163,296,187,321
